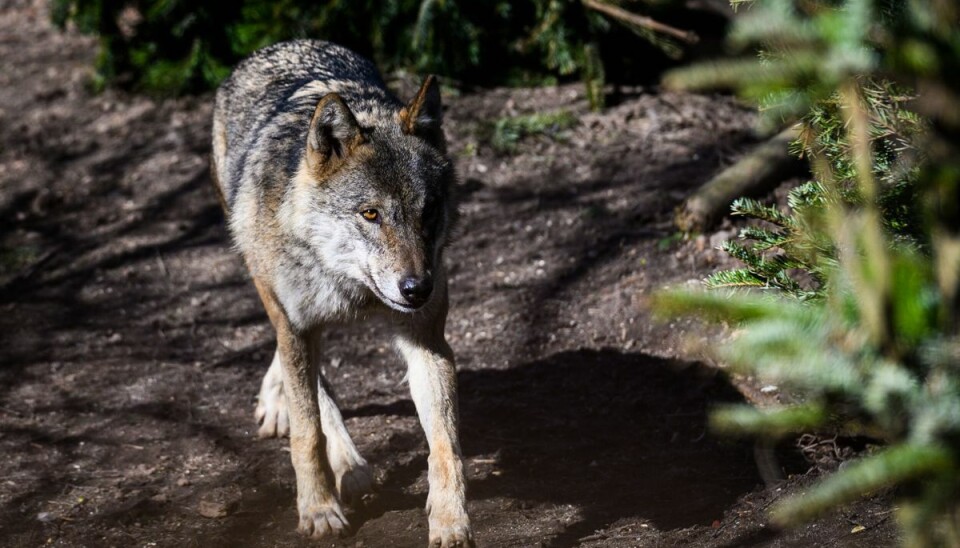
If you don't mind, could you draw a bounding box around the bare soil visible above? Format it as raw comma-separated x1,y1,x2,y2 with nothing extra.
0,1,897,546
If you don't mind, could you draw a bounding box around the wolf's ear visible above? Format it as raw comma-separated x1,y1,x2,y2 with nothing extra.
400,75,445,149
306,93,364,175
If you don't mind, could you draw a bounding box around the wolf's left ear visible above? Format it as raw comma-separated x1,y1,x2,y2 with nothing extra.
307,93,364,176
400,75,445,149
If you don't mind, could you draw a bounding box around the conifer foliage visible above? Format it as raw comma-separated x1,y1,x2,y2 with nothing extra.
658,1,960,545
703,81,924,300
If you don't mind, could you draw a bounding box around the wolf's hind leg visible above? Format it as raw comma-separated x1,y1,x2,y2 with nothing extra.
255,348,375,502
316,378,376,504
255,350,289,438
309,336,376,505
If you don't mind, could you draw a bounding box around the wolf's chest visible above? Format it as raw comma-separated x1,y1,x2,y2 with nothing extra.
272,250,374,329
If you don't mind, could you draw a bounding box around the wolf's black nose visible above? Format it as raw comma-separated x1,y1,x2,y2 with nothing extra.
399,275,433,307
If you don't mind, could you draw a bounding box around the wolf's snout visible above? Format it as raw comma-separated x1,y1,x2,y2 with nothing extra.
399,275,433,307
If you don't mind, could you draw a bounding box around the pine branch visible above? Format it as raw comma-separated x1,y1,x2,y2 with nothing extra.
710,403,828,438
722,240,766,270
730,197,796,228
739,225,789,250
705,269,769,290
652,289,810,324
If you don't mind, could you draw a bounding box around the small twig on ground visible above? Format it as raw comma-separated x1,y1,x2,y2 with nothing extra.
579,532,608,542
580,523,640,543
711,489,786,538
155,249,169,278
843,513,891,536
0,405,22,417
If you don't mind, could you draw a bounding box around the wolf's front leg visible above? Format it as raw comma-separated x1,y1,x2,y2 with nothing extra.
277,325,349,538
395,295,473,548
254,279,348,539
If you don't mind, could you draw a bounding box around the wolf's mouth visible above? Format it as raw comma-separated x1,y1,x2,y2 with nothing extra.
365,275,425,313
389,299,420,310
382,294,425,312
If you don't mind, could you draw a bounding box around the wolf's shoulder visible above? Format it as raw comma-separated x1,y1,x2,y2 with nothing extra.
215,39,397,144
213,40,400,210
220,40,386,97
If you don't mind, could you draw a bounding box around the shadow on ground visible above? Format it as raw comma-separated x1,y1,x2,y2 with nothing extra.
326,348,761,547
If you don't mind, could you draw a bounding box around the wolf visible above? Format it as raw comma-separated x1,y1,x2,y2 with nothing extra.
211,40,472,547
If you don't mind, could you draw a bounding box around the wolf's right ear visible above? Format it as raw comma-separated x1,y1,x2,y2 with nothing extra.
400,75,445,150
306,93,364,176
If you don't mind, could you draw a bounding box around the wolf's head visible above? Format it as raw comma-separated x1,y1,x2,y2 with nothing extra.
289,77,456,313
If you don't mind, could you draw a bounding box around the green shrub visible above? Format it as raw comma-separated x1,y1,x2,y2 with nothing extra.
704,82,925,300
657,0,960,545
52,0,705,100
658,200,960,545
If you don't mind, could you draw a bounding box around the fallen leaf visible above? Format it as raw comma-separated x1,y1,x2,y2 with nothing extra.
851,524,866,534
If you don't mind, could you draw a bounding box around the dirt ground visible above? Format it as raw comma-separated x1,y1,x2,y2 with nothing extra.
0,1,899,546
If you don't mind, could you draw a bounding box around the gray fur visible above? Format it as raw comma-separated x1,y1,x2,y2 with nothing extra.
213,39,457,327
210,40,472,547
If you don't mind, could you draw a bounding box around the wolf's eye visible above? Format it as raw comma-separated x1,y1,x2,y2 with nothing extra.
360,209,380,223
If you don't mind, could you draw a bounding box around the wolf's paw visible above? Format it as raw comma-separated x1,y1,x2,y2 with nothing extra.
428,507,473,548
427,520,474,548
335,460,376,505
254,377,288,438
296,494,350,539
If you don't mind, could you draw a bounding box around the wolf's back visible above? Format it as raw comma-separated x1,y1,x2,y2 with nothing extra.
212,40,401,210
